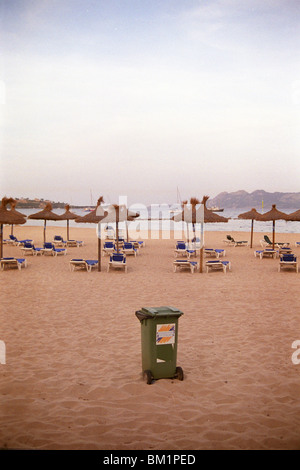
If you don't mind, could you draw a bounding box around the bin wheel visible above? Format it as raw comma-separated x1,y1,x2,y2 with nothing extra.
175,366,184,381
143,370,154,385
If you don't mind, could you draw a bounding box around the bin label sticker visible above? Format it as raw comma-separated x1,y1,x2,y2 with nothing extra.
156,324,175,345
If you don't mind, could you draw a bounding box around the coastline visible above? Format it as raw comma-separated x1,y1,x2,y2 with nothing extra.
1,225,300,450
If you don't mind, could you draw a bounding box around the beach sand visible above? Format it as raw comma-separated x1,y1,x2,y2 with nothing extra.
1,225,300,450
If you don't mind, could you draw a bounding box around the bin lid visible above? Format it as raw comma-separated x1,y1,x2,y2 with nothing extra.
135,306,183,322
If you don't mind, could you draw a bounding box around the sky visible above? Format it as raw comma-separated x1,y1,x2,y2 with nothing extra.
1,0,299,206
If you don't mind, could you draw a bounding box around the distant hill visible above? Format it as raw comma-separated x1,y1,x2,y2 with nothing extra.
208,190,300,210
14,198,67,209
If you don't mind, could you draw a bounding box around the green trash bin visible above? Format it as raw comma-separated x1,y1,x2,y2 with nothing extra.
135,306,184,384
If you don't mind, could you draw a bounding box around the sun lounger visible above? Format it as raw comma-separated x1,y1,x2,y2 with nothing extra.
205,260,231,273
107,253,127,273
173,259,198,273
263,235,290,249
8,235,33,246
130,240,144,250
41,243,67,256
295,242,300,248
187,249,196,258
53,248,67,256
174,242,188,257
41,243,56,255
254,249,277,259
114,238,125,249
223,237,233,245
225,235,248,247
278,254,298,273
53,235,67,247
3,237,13,244
122,242,137,257
186,239,201,252
204,248,226,258
104,225,115,239
65,239,84,247
20,242,43,256
0,257,27,270
278,246,292,255
190,237,201,249
103,241,116,255
69,258,98,272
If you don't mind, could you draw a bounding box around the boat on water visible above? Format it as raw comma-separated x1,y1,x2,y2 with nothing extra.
208,206,224,212
84,189,95,211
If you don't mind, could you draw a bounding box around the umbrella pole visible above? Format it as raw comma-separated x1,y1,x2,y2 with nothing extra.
273,220,275,250
250,220,254,248
199,221,204,273
98,232,101,272
67,220,70,241
200,247,203,273
116,222,119,253
44,220,46,244
116,206,120,253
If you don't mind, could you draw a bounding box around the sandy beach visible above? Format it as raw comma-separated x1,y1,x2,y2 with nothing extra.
1,224,300,450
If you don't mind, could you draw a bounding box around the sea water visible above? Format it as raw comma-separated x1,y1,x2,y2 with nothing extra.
15,205,300,235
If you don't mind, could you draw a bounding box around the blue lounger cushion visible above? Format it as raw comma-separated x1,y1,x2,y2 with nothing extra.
174,260,197,265
2,257,26,264
206,260,230,265
280,254,296,262
111,255,126,262
85,260,98,266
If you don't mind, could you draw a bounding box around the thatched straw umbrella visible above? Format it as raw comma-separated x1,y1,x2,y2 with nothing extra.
287,209,300,222
287,209,300,239
0,197,27,258
260,204,289,249
28,202,62,244
9,200,27,236
172,195,229,272
172,197,202,243
201,195,229,224
75,197,108,272
59,204,78,241
198,195,229,272
98,204,139,253
238,208,264,248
